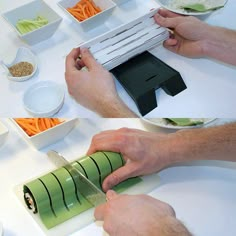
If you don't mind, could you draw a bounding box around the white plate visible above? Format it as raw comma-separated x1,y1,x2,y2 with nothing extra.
143,118,216,129
155,0,227,16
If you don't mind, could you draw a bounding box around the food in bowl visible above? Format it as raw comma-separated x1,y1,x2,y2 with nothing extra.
67,0,102,22
16,16,48,34
14,118,64,136
168,0,225,12
8,61,34,77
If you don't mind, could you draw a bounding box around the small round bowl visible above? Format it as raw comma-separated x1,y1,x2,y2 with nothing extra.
3,47,38,82
23,81,65,117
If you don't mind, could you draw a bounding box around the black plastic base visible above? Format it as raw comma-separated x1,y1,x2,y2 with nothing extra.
111,51,187,116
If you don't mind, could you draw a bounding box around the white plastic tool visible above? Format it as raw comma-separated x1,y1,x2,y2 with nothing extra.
79,8,168,70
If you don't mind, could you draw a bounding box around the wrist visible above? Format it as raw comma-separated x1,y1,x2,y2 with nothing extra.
94,96,138,118
146,216,192,236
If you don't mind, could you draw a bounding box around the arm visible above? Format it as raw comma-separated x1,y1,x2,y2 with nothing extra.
203,26,236,66
94,190,192,236
155,9,236,65
87,122,236,191
65,48,137,118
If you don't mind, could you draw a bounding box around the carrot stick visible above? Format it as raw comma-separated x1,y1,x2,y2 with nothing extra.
14,118,63,137
67,0,101,22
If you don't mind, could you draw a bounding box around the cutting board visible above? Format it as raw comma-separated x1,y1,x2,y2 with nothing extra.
14,172,160,236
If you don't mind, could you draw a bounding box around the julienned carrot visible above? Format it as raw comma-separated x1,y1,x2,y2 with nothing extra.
67,0,101,22
14,118,63,137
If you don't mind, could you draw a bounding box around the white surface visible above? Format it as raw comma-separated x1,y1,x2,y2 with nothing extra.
0,118,236,236
2,0,63,45
23,81,65,116
4,47,38,82
0,0,236,117
10,118,78,149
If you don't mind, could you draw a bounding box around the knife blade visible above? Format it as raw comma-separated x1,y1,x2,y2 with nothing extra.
47,150,106,207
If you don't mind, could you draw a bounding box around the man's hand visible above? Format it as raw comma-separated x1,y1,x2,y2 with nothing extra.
87,128,174,191
155,9,211,58
65,48,137,117
94,190,191,236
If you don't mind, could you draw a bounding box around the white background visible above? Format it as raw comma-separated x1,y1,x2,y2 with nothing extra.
0,0,236,117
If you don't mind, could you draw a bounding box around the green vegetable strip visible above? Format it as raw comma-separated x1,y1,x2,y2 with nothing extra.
165,118,204,126
181,3,224,12
16,16,48,34
23,152,142,229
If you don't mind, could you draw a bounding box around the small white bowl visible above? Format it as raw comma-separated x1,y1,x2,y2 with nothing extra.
2,0,63,45
58,0,116,31
23,81,65,117
1,47,38,82
0,122,9,148
11,118,78,150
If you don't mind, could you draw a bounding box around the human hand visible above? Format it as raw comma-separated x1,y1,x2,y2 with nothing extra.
87,128,175,191
64,48,117,114
154,9,211,58
95,190,191,236
65,48,137,117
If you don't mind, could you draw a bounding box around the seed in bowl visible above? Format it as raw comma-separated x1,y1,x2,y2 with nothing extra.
8,62,34,77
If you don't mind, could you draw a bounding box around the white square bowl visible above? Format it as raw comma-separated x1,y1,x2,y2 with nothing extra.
58,0,116,30
10,118,78,150
2,0,63,45
0,121,9,148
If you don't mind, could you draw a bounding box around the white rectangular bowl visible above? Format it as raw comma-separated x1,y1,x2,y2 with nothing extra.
11,118,78,150
2,0,63,45
58,0,116,31
0,121,9,148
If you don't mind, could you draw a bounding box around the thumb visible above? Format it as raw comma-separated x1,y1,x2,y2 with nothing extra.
106,190,118,201
102,163,137,192
80,47,102,70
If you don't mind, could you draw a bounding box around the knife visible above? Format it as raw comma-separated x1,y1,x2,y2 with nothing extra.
47,150,106,207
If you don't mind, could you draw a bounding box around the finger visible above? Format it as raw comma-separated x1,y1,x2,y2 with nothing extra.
94,202,107,221
86,131,121,155
154,13,181,29
158,8,183,18
106,190,118,201
164,38,178,47
65,48,81,72
102,163,138,191
80,48,103,70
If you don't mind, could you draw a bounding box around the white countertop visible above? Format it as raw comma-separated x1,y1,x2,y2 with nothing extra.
0,118,236,236
0,0,236,118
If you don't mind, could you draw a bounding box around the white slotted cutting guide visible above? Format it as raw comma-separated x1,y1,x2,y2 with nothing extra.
79,9,169,71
